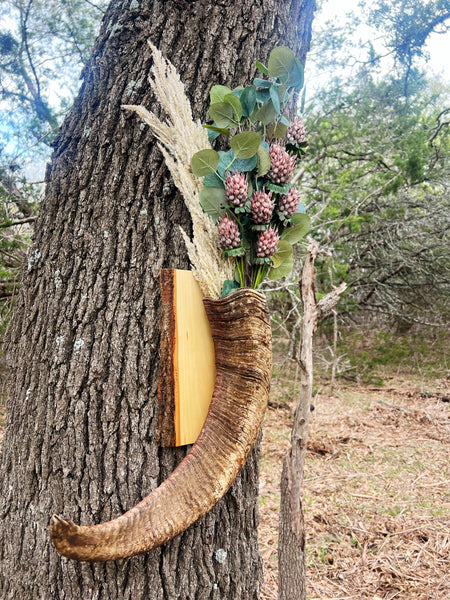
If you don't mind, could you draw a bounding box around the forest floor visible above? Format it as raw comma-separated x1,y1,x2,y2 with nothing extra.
260,356,450,600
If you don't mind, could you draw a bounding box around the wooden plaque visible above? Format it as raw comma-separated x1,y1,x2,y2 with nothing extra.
158,269,216,446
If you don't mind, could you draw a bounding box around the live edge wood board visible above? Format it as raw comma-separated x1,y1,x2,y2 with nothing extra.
158,269,216,446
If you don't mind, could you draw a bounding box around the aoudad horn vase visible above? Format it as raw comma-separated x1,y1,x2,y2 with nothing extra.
50,287,272,562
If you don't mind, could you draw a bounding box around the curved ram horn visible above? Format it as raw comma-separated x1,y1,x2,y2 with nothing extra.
50,288,272,562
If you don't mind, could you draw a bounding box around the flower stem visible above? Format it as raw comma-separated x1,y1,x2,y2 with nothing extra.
236,255,245,288
252,264,269,289
225,156,236,172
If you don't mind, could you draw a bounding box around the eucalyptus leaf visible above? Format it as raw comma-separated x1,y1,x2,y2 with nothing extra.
285,57,304,89
217,149,235,178
209,102,235,128
199,187,226,223
191,149,220,177
271,239,292,268
240,86,257,117
255,88,271,103
267,121,288,138
278,85,291,106
230,131,261,159
222,279,240,297
270,85,281,115
253,78,273,88
229,155,258,173
253,100,277,125
268,254,294,281
210,84,232,104
255,61,269,75
256,122,265,136
281,213,310,243
268,46,295,82
204,171,224,188
224,93,243,121
203,124,230,136
256,145,271,176
290,211,309,224
207,129,220,143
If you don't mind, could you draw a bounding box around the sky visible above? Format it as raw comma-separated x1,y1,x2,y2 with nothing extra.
312,0,450,79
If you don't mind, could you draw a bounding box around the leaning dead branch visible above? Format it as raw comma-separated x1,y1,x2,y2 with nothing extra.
278,239,347,600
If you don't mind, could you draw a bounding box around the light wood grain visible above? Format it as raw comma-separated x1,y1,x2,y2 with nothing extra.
173,270,216,446
158,269,215,446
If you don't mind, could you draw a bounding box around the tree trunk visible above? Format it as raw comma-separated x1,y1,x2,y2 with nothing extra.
0,1,315,598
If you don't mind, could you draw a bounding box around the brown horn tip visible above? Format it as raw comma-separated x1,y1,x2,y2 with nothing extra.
50,515,81,557
50,514,76,536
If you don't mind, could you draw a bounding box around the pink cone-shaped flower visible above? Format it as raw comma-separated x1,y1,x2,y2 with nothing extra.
251,189,274,224
286,118,306,144
225,171,248,208
268,143,297,184
278,187,300,219
256,226,280,258
217,215,241,249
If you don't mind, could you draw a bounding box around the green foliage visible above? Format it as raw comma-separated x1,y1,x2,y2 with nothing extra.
209,102,236,128
0,0,107,342
271,240,293,269
280,214,311,244
0,160,35,337
0,0,448,336
268,46,304,89
190,149,220,176
230,132,261,159
198,187,225,222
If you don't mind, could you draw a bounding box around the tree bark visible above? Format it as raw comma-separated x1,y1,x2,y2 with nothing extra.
278,241,346,600
0,1,315,598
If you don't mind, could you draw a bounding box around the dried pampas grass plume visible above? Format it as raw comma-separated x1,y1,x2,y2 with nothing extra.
123,42,233,298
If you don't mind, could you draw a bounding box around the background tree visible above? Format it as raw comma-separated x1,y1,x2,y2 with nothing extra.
0,0,108,155
302,71,450,326
0,0,109,335
365,0,450,92
0,0,316,598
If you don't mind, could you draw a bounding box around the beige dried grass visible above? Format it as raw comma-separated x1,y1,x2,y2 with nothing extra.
123,43,233,298
260,353,450,600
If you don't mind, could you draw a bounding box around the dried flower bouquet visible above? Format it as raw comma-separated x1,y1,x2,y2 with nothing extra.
125,44,310,298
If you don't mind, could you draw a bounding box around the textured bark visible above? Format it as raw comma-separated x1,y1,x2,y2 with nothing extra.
51,288,272,561
157,269,178,446
278,242,346,600
0,0,316,598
